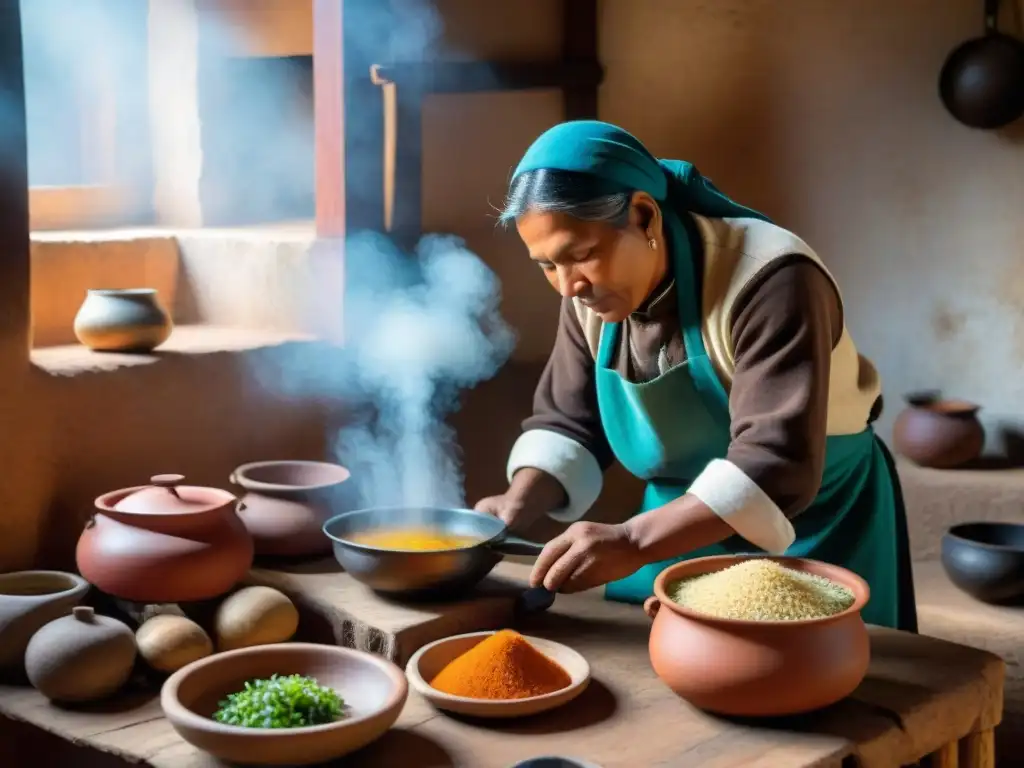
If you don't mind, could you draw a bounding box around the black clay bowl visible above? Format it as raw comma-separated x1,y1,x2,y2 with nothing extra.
941,522,1024,604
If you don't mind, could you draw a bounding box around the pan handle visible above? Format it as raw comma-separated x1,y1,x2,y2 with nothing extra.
488,535,546,557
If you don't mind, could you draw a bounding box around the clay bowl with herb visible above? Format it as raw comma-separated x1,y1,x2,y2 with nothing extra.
643,554,871,717
405,629,590,719
161,643,407,765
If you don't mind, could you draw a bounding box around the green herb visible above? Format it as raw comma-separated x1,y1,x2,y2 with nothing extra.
213,674,344,729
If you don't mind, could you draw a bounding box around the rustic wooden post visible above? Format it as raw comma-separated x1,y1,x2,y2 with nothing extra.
562,0,599,120
0,0,30,359
314,0,386,239
370,0,602,250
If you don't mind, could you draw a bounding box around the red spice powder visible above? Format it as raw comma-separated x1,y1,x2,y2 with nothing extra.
429,629,572,700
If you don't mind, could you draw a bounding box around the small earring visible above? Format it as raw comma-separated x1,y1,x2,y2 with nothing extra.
648,237,657,250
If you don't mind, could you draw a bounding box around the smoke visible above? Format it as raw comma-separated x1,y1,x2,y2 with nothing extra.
13,1,515,508
331,232,516,509
253,231,516,510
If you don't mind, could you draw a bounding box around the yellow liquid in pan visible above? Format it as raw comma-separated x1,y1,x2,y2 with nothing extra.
347,528,482,552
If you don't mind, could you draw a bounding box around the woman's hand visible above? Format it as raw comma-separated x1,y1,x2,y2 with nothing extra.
474,467,569,532
473,494,530,527
530,521,645,593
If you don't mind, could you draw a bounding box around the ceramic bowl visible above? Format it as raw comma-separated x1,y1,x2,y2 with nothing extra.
644,555,871,717
162,643,407,765
405,631,590,719
0,570,90,674
942,522,1024,604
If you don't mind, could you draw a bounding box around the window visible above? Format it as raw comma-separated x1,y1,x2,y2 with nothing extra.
21,0,151,230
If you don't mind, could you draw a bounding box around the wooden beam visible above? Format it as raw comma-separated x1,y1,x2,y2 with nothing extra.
313,0,345,237
314,0,386,239
563,0,600,119
368,0,602,249
0,0,30,359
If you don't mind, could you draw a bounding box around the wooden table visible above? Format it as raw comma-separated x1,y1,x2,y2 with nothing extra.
0,562,1005,768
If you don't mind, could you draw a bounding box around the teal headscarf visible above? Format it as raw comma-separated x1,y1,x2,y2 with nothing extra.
512,120,771,226
512,120,772,312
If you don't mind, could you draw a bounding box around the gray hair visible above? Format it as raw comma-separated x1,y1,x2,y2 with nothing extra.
498,169,633,228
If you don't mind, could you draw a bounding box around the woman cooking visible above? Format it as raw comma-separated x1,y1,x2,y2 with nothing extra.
475,120,917,632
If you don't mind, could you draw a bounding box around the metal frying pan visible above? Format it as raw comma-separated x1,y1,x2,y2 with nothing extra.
322,506,548,600
939,0,1024,129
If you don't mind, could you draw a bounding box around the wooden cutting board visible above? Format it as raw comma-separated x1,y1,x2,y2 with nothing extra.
247,558,529,665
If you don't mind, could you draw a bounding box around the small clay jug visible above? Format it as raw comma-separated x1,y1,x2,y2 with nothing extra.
76,474,254,603
643,555,871,717
73,288,173,353
231,460,352,556
25,606,137,703
0,571,89,676
892,393,985,469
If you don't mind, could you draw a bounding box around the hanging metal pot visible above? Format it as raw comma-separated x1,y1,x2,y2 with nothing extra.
938,0,1024,129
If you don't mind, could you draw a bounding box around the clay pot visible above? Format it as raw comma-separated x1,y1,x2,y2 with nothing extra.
73,288,173,353
892,394,985,468
76,474,254,603
643,555,871,717
0,571,89,676
231,461,352,556
25,606,137,703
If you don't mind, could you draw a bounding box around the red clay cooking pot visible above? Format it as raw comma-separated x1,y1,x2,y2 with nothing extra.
76,474,254,603
643,554,871,717
892,394,985,469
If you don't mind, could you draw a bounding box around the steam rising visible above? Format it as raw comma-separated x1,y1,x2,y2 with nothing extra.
332,232,516,510
12,2,515,509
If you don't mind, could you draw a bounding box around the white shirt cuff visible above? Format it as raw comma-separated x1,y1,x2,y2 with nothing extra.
506,429,603,523
687,458,796,554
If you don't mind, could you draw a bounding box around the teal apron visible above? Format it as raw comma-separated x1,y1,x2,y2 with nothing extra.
598,216,917,632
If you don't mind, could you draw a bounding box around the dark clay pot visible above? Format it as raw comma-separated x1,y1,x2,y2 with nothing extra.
643,555,871,717
941,522,1024,604
892,395,984,468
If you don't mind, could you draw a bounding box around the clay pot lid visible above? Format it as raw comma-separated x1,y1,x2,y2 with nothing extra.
113,474,234,515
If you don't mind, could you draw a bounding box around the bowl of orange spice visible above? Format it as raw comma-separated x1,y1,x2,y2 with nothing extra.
405,630,590,718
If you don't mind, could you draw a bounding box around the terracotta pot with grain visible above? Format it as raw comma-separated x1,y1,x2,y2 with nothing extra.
892,393,985,468
231,461,353,557
643,555,871,717
76,474,254,603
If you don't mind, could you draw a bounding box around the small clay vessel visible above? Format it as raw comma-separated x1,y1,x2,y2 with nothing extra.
892,393,985,468
76,474,254,603
643,555,871,717
25,606,137,703
231,460,352,556
73,288,173,353
0,571,89,676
